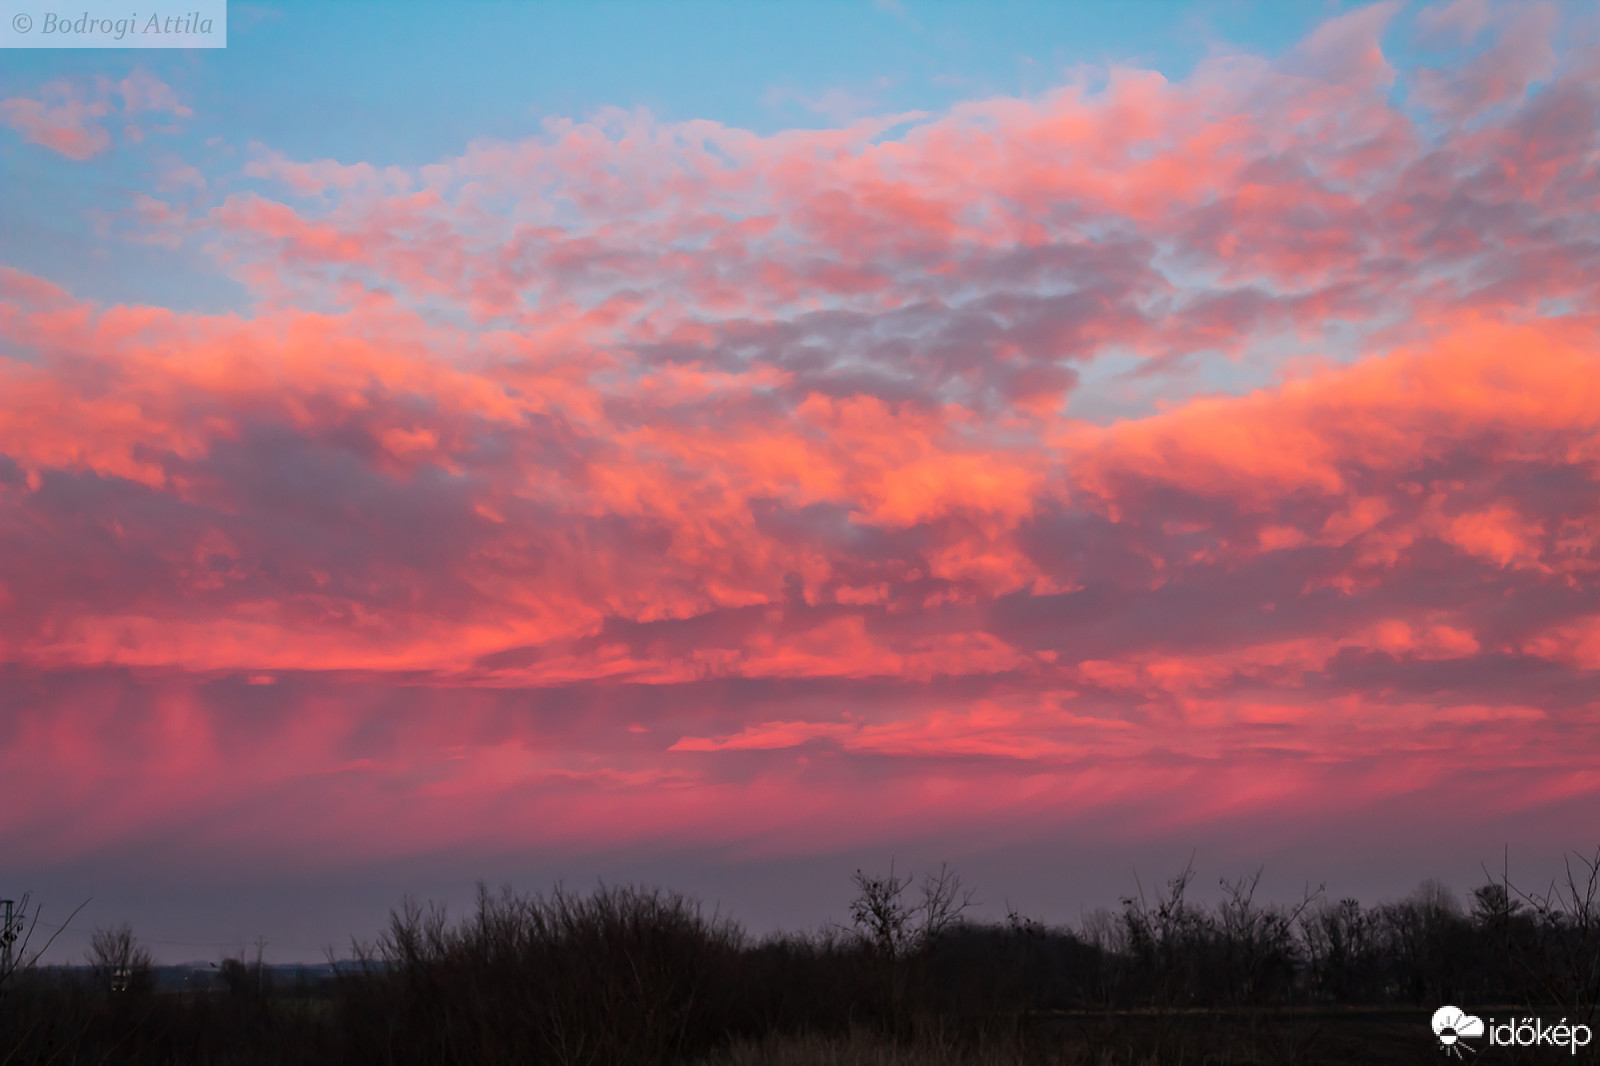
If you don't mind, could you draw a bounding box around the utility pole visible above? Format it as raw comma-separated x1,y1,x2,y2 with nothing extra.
1,899,15,975
255,936,266,999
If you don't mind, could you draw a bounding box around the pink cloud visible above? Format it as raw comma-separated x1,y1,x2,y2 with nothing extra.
1286,1,1403,90
1415,0,1493,46
242,146,406,196
116,69,192,118
1412,3,1558,121
0,82,112,159
0,71,189,160
3,9,1600,871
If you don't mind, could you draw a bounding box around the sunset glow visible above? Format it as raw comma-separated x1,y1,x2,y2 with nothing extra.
3,0,1599,956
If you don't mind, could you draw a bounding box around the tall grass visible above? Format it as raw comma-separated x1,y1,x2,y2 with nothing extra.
334,883,746,1065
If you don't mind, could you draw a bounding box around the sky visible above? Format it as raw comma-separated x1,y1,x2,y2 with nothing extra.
3,0,1600,963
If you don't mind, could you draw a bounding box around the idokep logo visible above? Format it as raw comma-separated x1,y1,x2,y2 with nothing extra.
1433,1005,1596,1057
1433,1006,1485,1058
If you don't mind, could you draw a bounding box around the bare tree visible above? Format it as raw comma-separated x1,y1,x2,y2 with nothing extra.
849,861,977,962
1118,858,1207,1007
1215,869,1321,1005
847,861,977,1038
89,923,154,995
918,864,978,945
1501,847,1600,1020
219,937,272,1000
849,862,916,963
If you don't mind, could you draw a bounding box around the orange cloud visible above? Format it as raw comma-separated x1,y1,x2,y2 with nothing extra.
4,9,1600,872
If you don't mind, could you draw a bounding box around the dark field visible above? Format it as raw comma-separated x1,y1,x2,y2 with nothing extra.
4,857,1600,1064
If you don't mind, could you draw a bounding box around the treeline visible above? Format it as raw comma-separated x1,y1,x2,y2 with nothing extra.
3,853,1600,1064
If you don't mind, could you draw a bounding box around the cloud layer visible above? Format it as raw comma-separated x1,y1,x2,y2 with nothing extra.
3,5,1599,871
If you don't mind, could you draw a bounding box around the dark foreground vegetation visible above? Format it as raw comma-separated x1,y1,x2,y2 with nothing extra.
5,853,1600,1064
